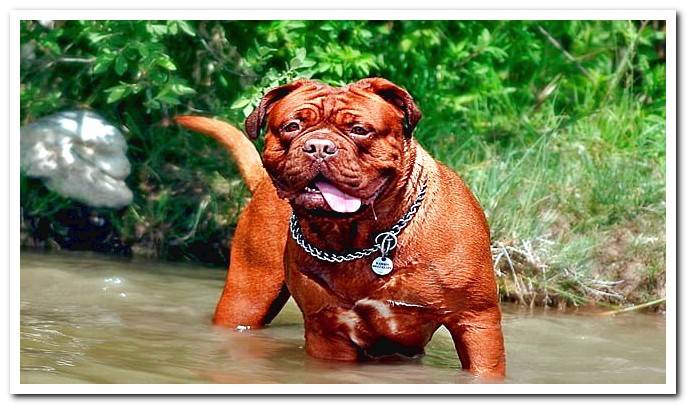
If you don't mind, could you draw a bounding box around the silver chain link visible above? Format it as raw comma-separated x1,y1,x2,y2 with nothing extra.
289,178,428,263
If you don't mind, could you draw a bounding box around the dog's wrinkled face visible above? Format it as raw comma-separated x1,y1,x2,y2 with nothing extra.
245,78,421,217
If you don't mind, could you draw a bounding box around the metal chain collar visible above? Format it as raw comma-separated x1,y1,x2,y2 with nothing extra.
289,178,428,264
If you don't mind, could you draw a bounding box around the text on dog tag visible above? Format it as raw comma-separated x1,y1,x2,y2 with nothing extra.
371,256,393,276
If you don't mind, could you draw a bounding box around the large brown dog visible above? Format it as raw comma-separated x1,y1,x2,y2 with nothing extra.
176,78,505,377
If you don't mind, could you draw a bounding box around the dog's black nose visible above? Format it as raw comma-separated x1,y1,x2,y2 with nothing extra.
303,138,338,159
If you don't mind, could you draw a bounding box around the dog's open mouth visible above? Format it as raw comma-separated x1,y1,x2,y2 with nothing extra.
294,176,362,214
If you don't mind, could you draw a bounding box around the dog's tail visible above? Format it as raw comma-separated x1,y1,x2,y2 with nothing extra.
174,115,266,194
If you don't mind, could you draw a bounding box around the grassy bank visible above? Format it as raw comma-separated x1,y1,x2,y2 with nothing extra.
20,20,666,309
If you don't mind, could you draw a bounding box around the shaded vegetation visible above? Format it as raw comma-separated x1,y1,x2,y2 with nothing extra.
20,20,666,308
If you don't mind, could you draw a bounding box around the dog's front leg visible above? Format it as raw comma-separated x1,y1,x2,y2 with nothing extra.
443,307,506,379
213,267,289,329
213,195,291,328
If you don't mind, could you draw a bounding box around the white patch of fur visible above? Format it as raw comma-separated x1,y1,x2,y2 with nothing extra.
337,310,359,329
355,298,398,333
355,298,392,317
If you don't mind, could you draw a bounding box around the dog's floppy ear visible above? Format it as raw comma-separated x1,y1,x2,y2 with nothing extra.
244,79,312,140
354,77,422,137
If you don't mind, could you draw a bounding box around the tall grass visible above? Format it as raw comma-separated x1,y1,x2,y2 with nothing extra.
456,98,665,307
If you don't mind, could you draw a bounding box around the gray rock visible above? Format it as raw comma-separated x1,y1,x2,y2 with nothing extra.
21,110,133,208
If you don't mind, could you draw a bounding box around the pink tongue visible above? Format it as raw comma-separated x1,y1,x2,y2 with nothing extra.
315,181,362,213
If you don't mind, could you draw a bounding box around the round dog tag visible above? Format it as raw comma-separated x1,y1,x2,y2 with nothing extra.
371,256,394,276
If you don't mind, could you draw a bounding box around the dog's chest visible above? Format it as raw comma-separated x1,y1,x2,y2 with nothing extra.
314,297,438,358
291,263,440,357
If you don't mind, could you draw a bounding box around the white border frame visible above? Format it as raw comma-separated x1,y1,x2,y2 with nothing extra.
9,9,676,395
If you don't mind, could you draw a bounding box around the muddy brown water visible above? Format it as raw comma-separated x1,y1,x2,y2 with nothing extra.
20,251,665,384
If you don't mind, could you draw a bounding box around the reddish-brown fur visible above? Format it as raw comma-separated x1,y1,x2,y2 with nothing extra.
175,78,505,378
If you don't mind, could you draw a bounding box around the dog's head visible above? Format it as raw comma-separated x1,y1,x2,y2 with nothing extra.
246,78,421,217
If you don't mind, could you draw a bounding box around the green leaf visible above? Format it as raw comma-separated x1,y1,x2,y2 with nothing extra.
289,57,302,69
114,55,128,76
86,32,111,44
377,23,392,35
92,57,113,74
42,41,61,55
170,83,196,96
230,97,251,109
105,85,129,104
137,44,151,58
147,24,168,37
177,21,196,36
156,57,177,71
156,93,180,105
318,62,331,73
400,38,413,52
478,28,491,46
242,103,255,118
145,99,161,110
299,59,316,69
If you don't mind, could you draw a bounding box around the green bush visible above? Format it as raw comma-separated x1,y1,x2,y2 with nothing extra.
20,20,666,305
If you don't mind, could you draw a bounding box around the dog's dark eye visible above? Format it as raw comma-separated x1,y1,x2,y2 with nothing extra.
350,125,370,137
283,122,301,132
